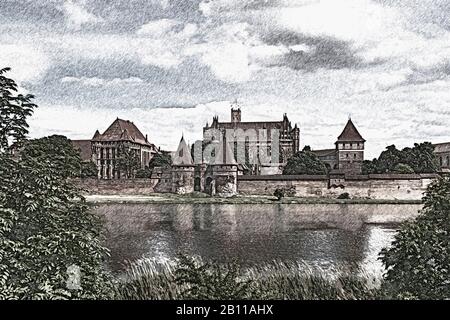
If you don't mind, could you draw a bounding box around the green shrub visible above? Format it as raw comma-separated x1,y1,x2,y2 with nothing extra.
380,177,450,299
337,192,350,199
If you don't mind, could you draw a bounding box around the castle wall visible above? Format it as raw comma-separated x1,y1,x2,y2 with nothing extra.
238,174,438,200
75,173,438,201
75,178,157,195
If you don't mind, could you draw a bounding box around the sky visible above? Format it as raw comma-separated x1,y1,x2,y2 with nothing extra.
1,0,450,159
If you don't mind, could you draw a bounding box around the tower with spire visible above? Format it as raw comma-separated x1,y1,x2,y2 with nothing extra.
335,118,365,174
171,135,196,194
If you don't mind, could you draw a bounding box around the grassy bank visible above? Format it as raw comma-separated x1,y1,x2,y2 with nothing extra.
85,193,422,205
114,255,382,300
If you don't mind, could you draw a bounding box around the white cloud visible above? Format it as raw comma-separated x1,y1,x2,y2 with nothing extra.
136,19,179,36
62,0,103,29
0,44,50,83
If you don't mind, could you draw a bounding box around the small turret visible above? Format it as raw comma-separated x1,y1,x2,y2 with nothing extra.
92,130,101,140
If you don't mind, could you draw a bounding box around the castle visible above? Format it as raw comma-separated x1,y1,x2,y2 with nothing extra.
203,105,300,174
71,103,449,196
73,118,160,179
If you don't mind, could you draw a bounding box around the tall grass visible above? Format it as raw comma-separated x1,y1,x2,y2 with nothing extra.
114,255,382,300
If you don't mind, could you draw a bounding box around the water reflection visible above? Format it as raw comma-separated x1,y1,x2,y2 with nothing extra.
99,203,398,274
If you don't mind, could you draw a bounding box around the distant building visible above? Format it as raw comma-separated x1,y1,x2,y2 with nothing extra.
71,140,92,162
203,104,300,174
433,142,450,172
312,118,365,174
91,118,159,179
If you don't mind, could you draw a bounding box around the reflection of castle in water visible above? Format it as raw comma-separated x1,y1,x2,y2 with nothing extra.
101,203,388,272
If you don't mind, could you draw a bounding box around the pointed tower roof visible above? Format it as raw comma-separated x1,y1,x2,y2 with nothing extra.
215,141,237,165
92,130,101,140
173,136,194,165
336,119,365,143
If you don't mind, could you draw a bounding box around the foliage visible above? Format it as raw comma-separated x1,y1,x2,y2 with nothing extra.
274,186,296,200
135,167,152,179
393,163,414,174
173,255,255,300
0,151,113,299
148,152,172,169
116,146,140,179
115,256,380,300
283,148,328,175
0,69,113,299
20,135,83,179
0,68,37,153
379,177,450,299
337,192,350,199
81,161,98,178
362,143,440,174
274,188,285,200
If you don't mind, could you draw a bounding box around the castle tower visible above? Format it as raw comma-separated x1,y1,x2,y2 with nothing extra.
335,118,365,174
231,103,241,124
171,136,195,194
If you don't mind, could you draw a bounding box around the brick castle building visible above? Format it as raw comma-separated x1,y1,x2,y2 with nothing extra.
202,105,300,174
312,118,366,174
73,118,159,179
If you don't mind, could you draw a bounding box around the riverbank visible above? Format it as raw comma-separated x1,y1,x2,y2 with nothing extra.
85,193,423,205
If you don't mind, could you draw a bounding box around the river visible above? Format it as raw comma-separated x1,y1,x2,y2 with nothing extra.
96,203,403,277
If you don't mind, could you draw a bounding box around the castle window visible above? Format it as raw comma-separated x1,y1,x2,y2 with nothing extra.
354,154,357,159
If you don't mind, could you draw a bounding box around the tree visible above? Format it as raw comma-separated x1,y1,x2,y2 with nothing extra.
393,163,414,174
148,152,172,169
379,177,450,299
81,161,98,178
377,145,403,173
283,148,328,175
20,135,83,179
406,142,440,174
362,159,379,174
0,68,37,152
0,69,112,299
363,143,440,174
116,146,140,179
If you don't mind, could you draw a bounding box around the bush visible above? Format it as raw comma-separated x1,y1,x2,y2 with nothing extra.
379,177,450,299
274,188,285,200
274,186,295,200
135,167,152,178
337,192,350,199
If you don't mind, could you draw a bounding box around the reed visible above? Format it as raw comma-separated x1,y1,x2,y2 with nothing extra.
114,255,382,300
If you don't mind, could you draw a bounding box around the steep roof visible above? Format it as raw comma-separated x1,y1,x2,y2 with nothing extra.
92,118,152,146
433,142,450,153
205,113,297,132
336,119,365,143
311,148,336,157
172,136,194,165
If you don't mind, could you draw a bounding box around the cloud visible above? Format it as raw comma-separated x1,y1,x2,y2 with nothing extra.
0,44,50,83
61,76,145,86
136,19,179,36
62,0,104,29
